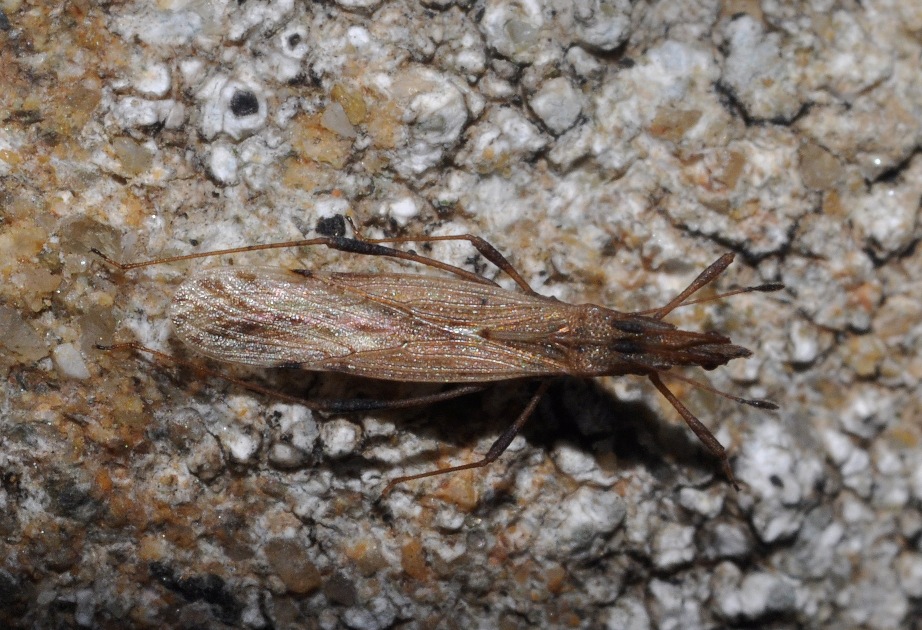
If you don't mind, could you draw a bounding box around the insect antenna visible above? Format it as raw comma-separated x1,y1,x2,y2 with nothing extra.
643,283,785,315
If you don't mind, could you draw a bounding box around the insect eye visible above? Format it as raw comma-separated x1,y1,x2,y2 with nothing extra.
611,320,646,334
611,339,642,354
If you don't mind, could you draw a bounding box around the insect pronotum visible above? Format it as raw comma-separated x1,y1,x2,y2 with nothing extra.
92,221,782,494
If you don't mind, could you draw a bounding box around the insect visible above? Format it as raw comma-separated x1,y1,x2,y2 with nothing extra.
92,220,782,494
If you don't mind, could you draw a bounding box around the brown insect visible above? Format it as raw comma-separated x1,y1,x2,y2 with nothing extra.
93,222,782,494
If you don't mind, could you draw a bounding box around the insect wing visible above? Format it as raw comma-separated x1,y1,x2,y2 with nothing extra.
170,267,576,381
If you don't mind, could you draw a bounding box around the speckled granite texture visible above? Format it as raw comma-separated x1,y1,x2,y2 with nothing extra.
1,0,921,628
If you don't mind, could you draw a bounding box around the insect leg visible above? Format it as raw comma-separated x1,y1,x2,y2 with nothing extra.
649,253,736,320
96,342,486,411
381,380,552,496
91,238,336,271
91,236,501,288
648,372,740,490
348,230,539,295
313,385,487,412
317,236,499,287
92,221,537,292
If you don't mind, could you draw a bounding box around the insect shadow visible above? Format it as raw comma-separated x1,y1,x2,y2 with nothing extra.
303,375,729,495
137,349,676,493
533,378,733,485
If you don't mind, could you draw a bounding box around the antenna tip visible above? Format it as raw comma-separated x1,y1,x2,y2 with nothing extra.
746,399,779,410
755,283,785,293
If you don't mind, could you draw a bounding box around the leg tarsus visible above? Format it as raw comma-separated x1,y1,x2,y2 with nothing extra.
381,380,551,496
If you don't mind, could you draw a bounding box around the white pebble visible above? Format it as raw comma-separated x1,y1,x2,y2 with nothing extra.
530,77,582,135
115,9,202,47
717,571,797,621
652,523,695,570
207,145,239,185
133,61,171,98
678,487,725,518
320,419,361,458
571,0,632,51
219,424,261,464
347,26,371,48
481,0,545,64
385,197,419,225
113,97,177,128
268,404,319,469
392,67,469,176
52,343,91,380
787,319,819,365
